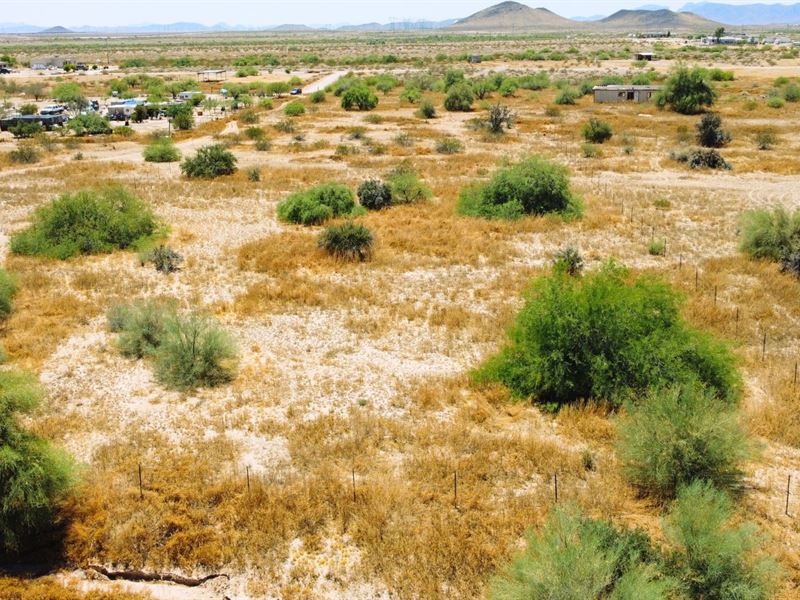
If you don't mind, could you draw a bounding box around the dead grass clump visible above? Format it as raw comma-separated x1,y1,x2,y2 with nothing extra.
0,577,151,600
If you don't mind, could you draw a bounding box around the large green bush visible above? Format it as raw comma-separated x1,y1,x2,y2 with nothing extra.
10,186,159,260
490,505,673,600
476,263,740,407
739,207,800,263
386,164,432,204
443,83,474,112
582,118,613,143
154,312,238,390
0,370,74,552
618,385,752,501
318,222,374,262
696,113,731,148
277,183,357,226
665,482,779,599
143,137,181,162
341,85,378,111
0,269,17,321
656,66,717,114
67,113,112,136
181,144,237,178
457,156,582,220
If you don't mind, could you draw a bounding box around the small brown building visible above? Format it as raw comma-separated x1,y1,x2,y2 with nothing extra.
593,85,660,104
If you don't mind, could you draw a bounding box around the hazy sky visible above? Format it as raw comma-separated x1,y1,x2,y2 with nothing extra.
0,0,763,26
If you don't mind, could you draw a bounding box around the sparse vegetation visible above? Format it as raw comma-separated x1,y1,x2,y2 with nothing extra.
318,221,374,262
0,269,17,321
656,65,717,114
357,179,392,211
581,117,613,143
181,144,237,178
696,113,731,148
143,137,180,162
277,182,357,225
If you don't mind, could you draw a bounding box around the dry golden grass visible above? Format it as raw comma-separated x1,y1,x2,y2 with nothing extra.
0,578,151,600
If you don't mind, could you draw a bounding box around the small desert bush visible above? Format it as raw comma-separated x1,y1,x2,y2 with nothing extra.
143,137,180,162
554,87,578,105
696,113,731,148
665,482,779,599
318,222,374,262
754,129,776,150
67,112,112,136
310,90,326,103
237,109,259,124
0,269,17,321
181,144,237,178
386,164,432,204
255,138,272,152
552,246,583,276
277,183,357,225
435,137,464,154
141,244,183,273
273,119,296,133
10,186,159,260
581,143,600,158
485,103,515,134
283,100,305,116
490,505,672,599
581,118,612,143
739,207,800,272
113,125,134,137
8,144,39,164
673,148,730,170
648,239,666,256
357,179,392,211
458,156,582,220
443,83,474,112
475,262,740,407
416,98,436,119
0,370,75,552
109,299,173,358
244,126,265,140
617,385,752,501
153,312,238,390
767,96,785,109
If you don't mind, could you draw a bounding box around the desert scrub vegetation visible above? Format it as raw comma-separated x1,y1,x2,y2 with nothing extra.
283,100,306,116
444,83,475,111
617,385,752,501
277,182,358,226
8,144,39,164
139,244,183,273
318,222,375,262
457,156,582,220
181,143,237,178
67,113,112,136
672,148,731,170
581,117,613,143
340,84,378,111
490,482,778,600
357,179,392,211
386,164,432,204
109,301,238,390
10,186,159,260
656,65,717,114
696,113,731,148
0,577,150,599
490,504,672,599
142,136,181,162
0,370,74,552
475,262,739,407
0,269,17,322
738,207,800,276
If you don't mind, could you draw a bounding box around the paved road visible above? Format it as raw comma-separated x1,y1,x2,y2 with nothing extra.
302,71,347,95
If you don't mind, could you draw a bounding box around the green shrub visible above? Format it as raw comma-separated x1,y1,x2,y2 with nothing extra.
783,83,800,102
665,481,779,599
181,144,237,178
475,262,740,406
581,143,600,158
655,66,717,114
310,90,326,103
255,138,272,152
435,137,464,154
8,145,39,164
113,125,135,137
273,119,296,133
238,109,259,125
739,207,800,263
696,113,731,148
318,222,374,262
553,246,583,276
357,179,392,211
554,87,578,105
485,103,514,134
618,385,752,501
10,187,159,260
0,269,17,321
754,129,777,150
244,126,265,140
9,122,43,138
648,239,666,256
0,370,75,552
582,118,613,143
247,167,260,182
67,113,112,136
341,85,378,111
767,96,785,109
490,505,672,600
141,244,183,273
109,299,172,358
444,83,474,111
416,98,436,119
458,156,581,220
283,100,306,116
167,104,194,130
673,148,730,170
153,312,238,390
142,137,180,162
386,164,432,204
277,183,356,225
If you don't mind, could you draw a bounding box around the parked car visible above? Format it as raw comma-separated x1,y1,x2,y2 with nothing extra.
290,88,302,95
0,68,11,75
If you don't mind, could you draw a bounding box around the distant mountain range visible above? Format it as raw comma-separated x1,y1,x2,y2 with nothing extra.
1,1,799,34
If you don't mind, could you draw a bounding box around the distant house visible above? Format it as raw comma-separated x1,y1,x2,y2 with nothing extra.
635,52,655,61
30,56,76,70
593,85,661,104
197,69,226,82
177,90,203,101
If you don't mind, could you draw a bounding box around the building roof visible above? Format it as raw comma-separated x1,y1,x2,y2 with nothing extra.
593,85,661,91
